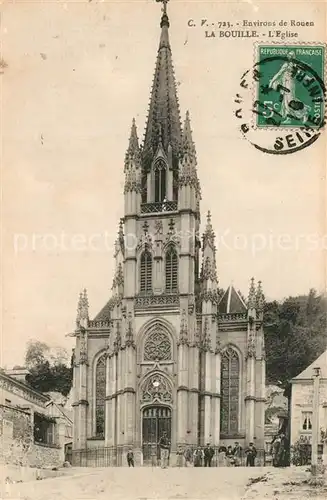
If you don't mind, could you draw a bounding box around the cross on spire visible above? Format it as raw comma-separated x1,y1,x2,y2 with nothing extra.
156,0,169,15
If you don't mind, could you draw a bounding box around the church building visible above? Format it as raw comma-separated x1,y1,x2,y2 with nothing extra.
71,2,266,466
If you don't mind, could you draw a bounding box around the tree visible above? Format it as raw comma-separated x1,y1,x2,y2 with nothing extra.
24,340,73,396
264,290,327,387
25,340,50,368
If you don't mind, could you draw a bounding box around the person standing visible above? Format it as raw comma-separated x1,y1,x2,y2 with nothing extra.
226,446,235,466
184,446,193,467
127,448,134,467
193,447,204,467
176,445,184,467
245,442,257,467
159,431,170,469
232,442,243,467
278,433,287,467
204,443,215,467
271,434,281,467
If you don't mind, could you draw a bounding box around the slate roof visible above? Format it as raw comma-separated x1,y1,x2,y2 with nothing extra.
292,350,327,380
93,300,112,321
218,285,247,314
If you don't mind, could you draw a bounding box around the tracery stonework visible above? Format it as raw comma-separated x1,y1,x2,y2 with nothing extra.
95,355,106,436
144,328,172,361
141,374,173,404
221,347,240,435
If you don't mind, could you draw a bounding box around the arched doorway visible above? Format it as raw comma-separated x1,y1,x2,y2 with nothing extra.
142,406,172,464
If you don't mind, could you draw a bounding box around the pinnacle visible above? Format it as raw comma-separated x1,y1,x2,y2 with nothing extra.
256,280,265,308
248,278,256,309
128,118,139,153
206,210,212,227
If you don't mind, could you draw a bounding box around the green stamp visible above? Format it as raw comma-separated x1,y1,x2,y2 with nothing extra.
256,45,325,128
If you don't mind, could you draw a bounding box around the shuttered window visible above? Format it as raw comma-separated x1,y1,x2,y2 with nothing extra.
165,246,178,293
140,249,153,293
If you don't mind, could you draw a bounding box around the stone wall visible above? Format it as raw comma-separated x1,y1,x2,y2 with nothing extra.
27,442,62,468
0,404,62,468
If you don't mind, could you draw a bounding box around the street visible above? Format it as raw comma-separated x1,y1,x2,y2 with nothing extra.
2,465,326,500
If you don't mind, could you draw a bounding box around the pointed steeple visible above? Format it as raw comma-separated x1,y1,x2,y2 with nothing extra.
142,1,182,171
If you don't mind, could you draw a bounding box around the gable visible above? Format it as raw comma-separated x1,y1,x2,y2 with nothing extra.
292,350,327,380
218,285,247,314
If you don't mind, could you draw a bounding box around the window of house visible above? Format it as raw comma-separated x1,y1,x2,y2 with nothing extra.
302,411,312,431
95,354,106,437
165,245,178,293
154,160,167,202
140,249,153,294
34,413,56,446
220,347,240,435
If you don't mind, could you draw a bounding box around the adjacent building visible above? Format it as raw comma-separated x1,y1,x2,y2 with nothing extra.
290,350,327,447
70,3,266,466
0,368,67,468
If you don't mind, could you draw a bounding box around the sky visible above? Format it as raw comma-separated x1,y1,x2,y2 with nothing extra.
1,0,326,368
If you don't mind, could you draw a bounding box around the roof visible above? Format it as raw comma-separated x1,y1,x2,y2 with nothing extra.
93,300,111,321
292,350,327,380
218,285,247,314
0,370,50,404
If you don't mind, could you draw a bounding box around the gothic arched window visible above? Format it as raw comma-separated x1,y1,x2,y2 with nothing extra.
220,347,240,435
140,249,152,294
141,172,147,203
95,354,106,437
154,160,167,202
165,245,178,293
144,327,172,361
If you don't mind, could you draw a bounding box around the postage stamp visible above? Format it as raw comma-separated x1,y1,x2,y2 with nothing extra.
255,45,325,129
234,42,326,154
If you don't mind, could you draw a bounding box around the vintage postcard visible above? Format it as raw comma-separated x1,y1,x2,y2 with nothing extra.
1,0,326,499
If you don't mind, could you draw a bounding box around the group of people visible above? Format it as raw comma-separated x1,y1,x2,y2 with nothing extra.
176,440,257,468
126,432,258,468
179,443,216,467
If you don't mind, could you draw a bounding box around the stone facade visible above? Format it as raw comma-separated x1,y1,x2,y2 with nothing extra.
290,351,327,447
71,4,266,466
0,404,63,468
0,370,66,467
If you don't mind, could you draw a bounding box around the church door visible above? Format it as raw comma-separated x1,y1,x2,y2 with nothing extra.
142,406,171,464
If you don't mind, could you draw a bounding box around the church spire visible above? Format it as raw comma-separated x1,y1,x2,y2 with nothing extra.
142,0,182,172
